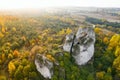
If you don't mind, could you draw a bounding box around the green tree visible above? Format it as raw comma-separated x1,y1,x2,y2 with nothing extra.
14,65,24,79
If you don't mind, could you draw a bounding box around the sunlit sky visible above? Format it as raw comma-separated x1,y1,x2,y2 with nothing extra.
0,0,120,10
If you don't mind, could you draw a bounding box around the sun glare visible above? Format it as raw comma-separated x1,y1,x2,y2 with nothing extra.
0,0,68,10
0,0,120,10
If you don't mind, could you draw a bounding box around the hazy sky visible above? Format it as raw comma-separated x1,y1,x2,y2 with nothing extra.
0,0,120,9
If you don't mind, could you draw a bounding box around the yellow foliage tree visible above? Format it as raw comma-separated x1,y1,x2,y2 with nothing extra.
1,26,5,33
46,54,55,62
8,61,16,75
47,37,53,43
0,19,6,33
58,28,72,35
1,53,5,62
58,29,65,35
96,71,105,80
94,28,102,33
108,34,120,50
103,37,109,44
0,32,4,38
8,53,13,59
66,28,72,34
111,34,120,76
115,46,120,57
12,27,16,32
113,56,120,71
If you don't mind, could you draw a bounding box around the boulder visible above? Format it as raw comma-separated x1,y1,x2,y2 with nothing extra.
35,54,53,79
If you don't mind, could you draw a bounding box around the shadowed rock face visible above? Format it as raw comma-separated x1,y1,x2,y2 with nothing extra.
63,33,74,52
63,27,95,65
35,54,53,79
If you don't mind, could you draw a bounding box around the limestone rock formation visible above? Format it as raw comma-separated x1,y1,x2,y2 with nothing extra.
63,27,95,65
35,54,53,79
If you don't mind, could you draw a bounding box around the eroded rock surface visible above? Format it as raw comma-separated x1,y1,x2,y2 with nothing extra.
35,54,53,79
63,27,95,65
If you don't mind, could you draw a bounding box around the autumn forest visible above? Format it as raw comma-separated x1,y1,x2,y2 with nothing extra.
0,7,120,80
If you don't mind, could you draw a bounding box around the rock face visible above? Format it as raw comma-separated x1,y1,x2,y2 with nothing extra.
63,27,95,65
35,54,53,79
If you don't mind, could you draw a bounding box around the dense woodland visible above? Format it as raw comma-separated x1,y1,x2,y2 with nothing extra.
0,13,120,80
86,17,120,28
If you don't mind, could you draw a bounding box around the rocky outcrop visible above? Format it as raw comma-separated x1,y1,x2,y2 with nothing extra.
34,26,95,79
35,54,53,79
63,27,95,65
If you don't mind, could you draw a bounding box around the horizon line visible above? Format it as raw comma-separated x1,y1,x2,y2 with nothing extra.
0,6,120,11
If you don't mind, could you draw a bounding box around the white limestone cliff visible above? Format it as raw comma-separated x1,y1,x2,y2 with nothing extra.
63,27,95,65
